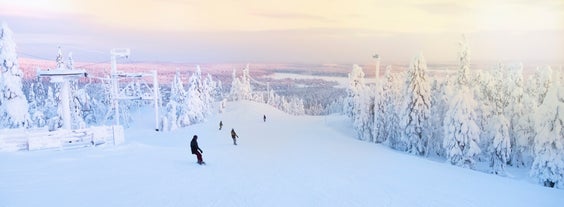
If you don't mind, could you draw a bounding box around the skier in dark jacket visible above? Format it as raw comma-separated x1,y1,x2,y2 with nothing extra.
263,115,266,122
219,121,223,130
190,135,205,165
230,129,239,145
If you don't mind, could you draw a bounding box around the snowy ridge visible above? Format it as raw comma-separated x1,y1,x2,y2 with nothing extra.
0,101,562,207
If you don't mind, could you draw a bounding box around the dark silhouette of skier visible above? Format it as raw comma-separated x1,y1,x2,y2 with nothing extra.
263,115,266,122
219,121,223,130
190,135,205,165
231,129,239,145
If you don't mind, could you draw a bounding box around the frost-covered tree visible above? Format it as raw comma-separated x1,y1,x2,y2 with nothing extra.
457,35,471,86
530,74,564,188
164,100,179,131
0,22,30,128
282,96,306,116
168,70,189,127
28,81,48,128
428,78,449,157
230,66,252,101
344,64,374,141
380,66,404,149
527,66,553,107
487,114,511,175
513,90,538,168
443,87,481,169
400,53,431,155
343,65,366,118
55,46,64,69
185,67,207,124
504,64,528,167
442,39,482,168
66,52,74,70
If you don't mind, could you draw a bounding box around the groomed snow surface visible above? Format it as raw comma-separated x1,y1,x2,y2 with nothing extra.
1,101,562,207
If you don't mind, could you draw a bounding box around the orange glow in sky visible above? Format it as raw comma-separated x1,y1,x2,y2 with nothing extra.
1,0,563,64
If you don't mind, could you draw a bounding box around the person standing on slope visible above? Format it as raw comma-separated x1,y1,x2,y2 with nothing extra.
231,128,239,145
263,115,266,122
219,121,223,130
190,135,205,165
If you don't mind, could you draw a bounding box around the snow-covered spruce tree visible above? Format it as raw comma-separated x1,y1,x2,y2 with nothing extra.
487,114,511,174
443,86,481,168
381,66,404,149
286,96,306,115
164,100,179,131
511,92,537,168
344,64,374,141
343,64,366,118
168,70,190,127
0,22,30,128
373,91,385,143
45,85,62,131
28,81,48,128
442,39,483,168
66,52,74,70
229,66,252,101
527,66,552,107
185,66,206,124
55,47,64,69
400,53,431,155
504,64,529,167
484,64,512,172
530,74,564,188
428,78,449,157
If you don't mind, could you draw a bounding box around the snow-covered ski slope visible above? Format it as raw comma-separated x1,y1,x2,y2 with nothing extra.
1,101,562,207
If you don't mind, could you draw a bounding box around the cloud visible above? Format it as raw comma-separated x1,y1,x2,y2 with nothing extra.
251,11,334,23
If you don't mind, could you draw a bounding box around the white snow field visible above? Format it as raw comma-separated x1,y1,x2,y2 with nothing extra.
1,101,562,207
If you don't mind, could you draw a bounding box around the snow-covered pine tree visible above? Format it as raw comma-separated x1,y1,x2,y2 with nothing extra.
164,100,179,131
229,66,252,101
442,38,484,167
0,22,30,128
527,66,552,107
185,67,206,124
530,73,564,188
513,89,538,168
428,79,449,157
28,81,48,128
443,86,481,168
344,64,374,141
381,66,404,150
487,114,511,175
504,64,528,167
373,82,386,143
66,52,74,70
56,47,64,69
482,64,512,172
168,70,190,127
203,73,218,107
400,53,431,155
343,64,366,119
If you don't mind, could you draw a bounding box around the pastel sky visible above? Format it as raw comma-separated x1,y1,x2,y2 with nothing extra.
1,0,563,64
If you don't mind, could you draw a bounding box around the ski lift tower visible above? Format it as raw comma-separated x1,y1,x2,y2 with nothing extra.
373,53,380,84
37,66,87,130
110,48,160,131
110,48,130,126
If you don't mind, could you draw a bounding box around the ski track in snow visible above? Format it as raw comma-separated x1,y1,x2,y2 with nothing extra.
1,101,563,207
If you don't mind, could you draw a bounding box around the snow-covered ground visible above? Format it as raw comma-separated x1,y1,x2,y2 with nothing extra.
1,101,562,207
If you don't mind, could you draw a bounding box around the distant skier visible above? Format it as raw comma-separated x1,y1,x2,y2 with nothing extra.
190,135,205,165
263,115,266,122
231,128,239,145
219,121,223,130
